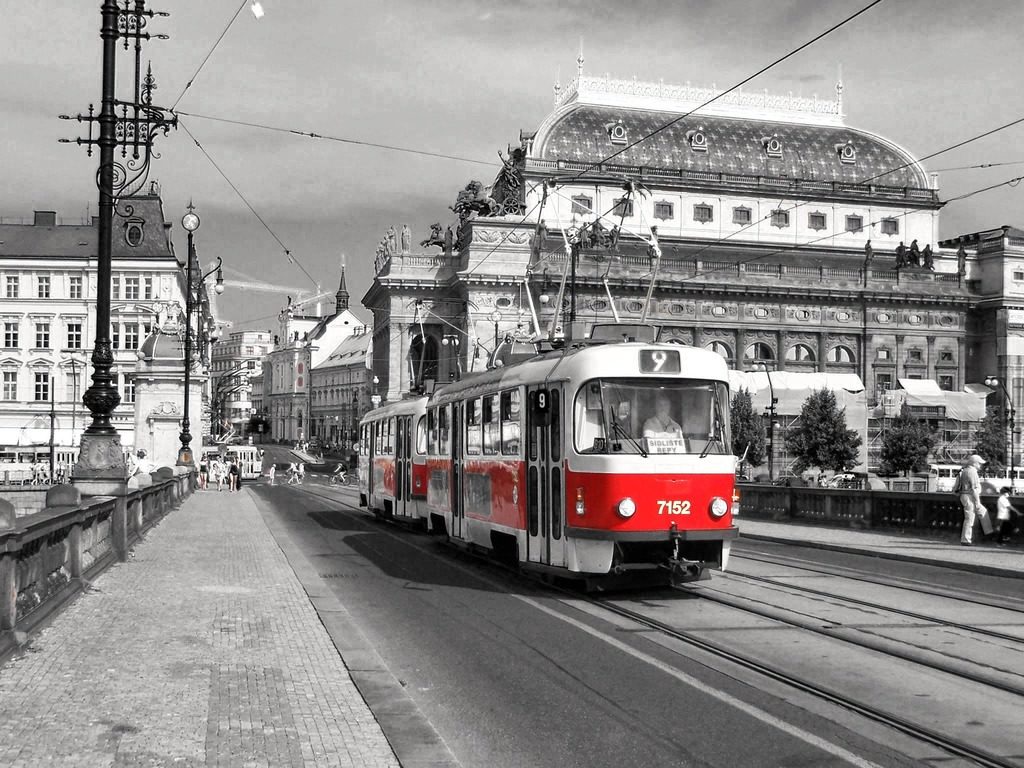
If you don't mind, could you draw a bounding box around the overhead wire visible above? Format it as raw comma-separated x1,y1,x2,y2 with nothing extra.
174,111,496,167
178,118,320,291
171,0,249,111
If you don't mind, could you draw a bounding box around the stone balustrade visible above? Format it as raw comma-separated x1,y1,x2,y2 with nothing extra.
0,466,195,659
738,482,996,533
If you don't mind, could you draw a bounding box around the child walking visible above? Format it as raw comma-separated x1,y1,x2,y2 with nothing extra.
996,488,1021,545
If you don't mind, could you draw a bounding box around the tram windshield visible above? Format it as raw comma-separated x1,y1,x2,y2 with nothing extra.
574,378,730,456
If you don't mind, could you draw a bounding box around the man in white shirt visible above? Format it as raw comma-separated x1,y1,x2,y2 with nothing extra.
957,454,993,545
643,395,684,440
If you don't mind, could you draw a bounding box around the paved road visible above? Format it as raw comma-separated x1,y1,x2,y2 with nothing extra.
253,480,919,768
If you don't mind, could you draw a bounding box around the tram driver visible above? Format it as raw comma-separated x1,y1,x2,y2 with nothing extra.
642,394,686,447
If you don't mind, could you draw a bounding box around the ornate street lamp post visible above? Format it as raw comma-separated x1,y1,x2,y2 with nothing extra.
984,375,1016,490
177,204,223,466
751,361,779,482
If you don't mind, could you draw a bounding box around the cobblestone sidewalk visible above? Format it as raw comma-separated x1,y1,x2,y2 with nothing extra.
0,489,399,768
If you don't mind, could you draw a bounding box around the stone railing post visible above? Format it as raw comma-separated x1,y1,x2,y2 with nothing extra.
0,498,15,631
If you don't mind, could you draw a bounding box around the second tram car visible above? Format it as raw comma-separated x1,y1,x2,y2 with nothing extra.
358,341,739,587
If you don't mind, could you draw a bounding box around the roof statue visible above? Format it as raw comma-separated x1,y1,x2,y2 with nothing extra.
895,241,908,269
864,239,873,265
922,244,934,270
909,239,921,267
488,146,527,216
385,226,397,257
957,243,968,276
444,225,454,255
420,222,445,250
401,224,412,254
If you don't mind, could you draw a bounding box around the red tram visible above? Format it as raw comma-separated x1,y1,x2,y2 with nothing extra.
357,341,739,586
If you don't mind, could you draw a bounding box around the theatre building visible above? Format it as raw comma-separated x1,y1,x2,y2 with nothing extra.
363,65,1024,471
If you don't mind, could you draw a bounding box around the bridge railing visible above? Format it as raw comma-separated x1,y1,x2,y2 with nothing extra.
738,482,985,534
0,467,195,658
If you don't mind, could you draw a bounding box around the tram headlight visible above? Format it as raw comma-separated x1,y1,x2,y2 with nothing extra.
617,497,636,518
709,496,728,518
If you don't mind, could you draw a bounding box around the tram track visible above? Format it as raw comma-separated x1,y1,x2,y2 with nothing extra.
733,550,1024,614
283,483,1023,768
715,568,1024,646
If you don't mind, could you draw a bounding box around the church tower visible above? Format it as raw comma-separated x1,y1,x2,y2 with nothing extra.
335,257,349,314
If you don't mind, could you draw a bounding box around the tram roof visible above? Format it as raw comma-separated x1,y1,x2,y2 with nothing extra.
430,342,729,406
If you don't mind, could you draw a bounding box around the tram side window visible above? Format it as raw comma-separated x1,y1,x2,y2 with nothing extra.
482,395,498,455
465,398,481,455
416,416,427,455
549,390,561,462
427,410,437,455
501,389,521,456
384,419,394,454
439,405,450,455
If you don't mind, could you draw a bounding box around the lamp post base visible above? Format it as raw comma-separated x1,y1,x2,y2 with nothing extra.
71,432,129,495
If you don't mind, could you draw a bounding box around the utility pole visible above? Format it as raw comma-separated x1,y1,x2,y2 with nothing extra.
60,1,175,491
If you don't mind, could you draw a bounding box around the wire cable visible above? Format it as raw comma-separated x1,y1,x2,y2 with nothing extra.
175,110,496,167
933,159,1024,173
171,0,249,111
178,118,320,290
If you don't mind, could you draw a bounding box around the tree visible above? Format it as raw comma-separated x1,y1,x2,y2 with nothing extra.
785,388,862,473
974,406,1006,473
730,388,766,469
879,403,935,476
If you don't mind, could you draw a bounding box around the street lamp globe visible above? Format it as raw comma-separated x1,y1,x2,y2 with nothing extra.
985,375,999,388
181,210,200,232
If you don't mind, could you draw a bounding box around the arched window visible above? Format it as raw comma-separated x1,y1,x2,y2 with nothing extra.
786,344,816,363
743,342,774,362
827,345,855,364
705,341,732,360
409,334,440,388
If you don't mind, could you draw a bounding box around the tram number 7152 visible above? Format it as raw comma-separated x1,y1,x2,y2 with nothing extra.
657,500,691,515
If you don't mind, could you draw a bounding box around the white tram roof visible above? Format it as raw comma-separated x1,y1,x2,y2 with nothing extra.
430,343,729,407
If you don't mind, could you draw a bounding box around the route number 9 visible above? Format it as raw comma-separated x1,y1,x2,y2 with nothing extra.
640,349,680,373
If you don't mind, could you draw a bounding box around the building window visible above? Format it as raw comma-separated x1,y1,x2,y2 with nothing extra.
907,349,922,362
743,342,774,362
4,322,19,349
876,373,893,390
881,218,899,236
5,276,18,298
785,344,816,362
938,375,954,391
877,348,891,360
705,341,732,360
827,345,855,364
733,206,752,225
654,201,674,220
693,203,714,224
35,322,50,349
770,209,790,228
67,322,83,349
70,275,83,299
37,275,50,299
125,222,144,247
845,215,863,233
123,375,136,404
144,276,153,300
1014,271,1024,281
111,323,120,350
570,195,593,215
612,198,634,218
125,276,140,300
34,371,50,402
124,324,139,350
808,212,827,231
940,350,953,363
112,276,120,300
2,371,16,401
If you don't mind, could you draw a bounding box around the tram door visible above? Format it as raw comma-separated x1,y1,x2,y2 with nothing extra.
525,385,565,567
394,416,409,518
450,403,464,540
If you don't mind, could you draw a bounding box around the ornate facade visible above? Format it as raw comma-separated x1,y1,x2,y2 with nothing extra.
363,67,1024,467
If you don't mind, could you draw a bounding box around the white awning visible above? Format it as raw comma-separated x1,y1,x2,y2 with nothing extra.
898,378,943,395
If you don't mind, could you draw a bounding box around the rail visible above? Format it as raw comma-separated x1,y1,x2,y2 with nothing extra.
738,482,999,533
0,467,196,659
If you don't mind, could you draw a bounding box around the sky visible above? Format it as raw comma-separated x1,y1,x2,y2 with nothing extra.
2,0,1023,332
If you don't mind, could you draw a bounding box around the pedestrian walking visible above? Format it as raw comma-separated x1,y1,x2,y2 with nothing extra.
297,462,305,484
198,457,208,490
228,462,239,492
211,457,227,491
996,487,1021,545
956,454,993,545
267,463,276,486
